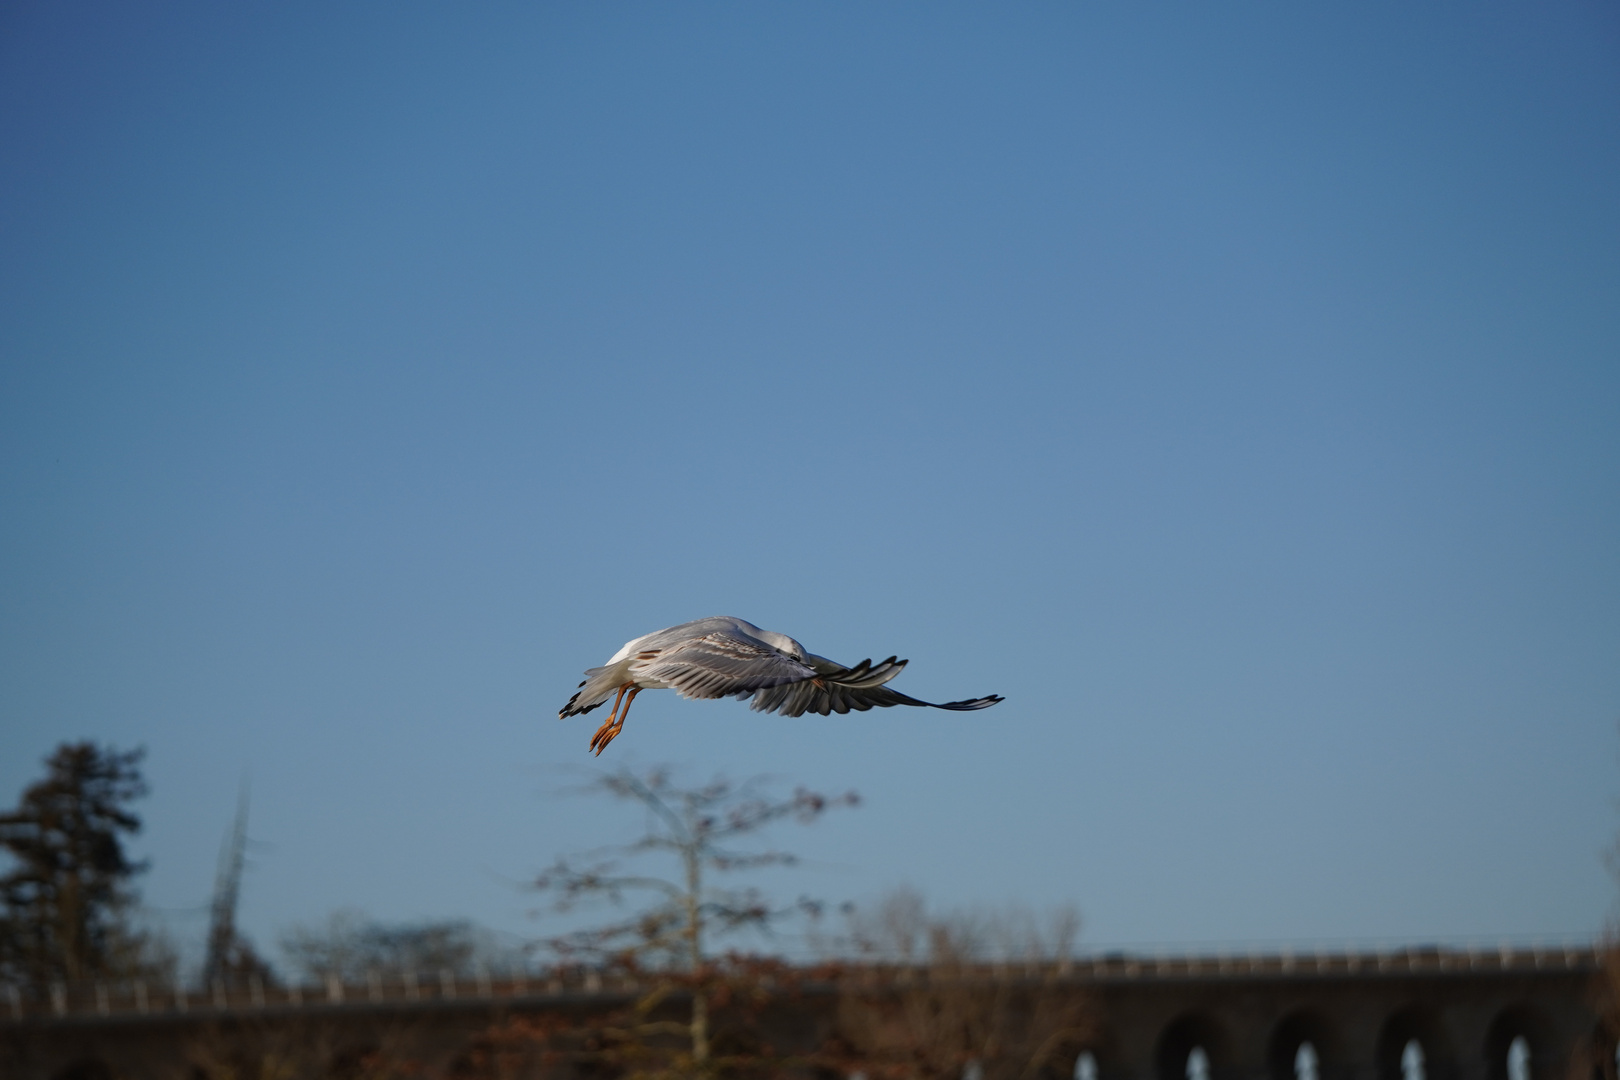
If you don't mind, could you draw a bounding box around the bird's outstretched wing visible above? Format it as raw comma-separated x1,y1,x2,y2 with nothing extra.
631,629,818,700
746,656,1005,718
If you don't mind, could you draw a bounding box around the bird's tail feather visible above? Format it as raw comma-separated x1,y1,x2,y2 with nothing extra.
559,665,619,718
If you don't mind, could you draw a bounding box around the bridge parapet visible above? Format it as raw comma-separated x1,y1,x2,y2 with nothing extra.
0,948,1606,1080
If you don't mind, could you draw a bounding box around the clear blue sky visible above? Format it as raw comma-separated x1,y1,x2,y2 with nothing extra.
2,3,1617,967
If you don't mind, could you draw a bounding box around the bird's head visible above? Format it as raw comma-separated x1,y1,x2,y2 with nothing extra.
753,629,808,661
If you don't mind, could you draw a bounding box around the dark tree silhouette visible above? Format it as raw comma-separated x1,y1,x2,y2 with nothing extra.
280,910,496,983
0,742,150,994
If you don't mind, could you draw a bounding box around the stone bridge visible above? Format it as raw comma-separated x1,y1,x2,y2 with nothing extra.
0,945,1605,1080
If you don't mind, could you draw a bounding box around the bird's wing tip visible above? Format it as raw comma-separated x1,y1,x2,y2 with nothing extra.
937,694,1004,710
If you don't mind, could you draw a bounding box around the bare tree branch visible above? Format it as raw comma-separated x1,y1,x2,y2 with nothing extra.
520,765,859,1070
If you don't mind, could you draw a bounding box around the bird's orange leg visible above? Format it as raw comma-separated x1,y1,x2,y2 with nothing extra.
589,685,630,754
591,687,640,756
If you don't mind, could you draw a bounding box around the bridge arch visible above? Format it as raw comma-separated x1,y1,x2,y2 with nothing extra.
1268,1010,1345,1080
1377,1006,1457,1080
1156,1012,1233,1080
1485,1004,1559,1080
1067,1027,1124,1080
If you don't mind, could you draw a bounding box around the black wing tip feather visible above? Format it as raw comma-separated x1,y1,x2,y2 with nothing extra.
932,694,1004,711
842,656,902,675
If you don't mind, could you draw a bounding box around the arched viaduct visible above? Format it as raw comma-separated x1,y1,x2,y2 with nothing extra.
1075,946,1598,1080
0,946,1605,1080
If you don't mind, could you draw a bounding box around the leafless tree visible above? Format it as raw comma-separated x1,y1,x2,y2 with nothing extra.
522,766,858,1075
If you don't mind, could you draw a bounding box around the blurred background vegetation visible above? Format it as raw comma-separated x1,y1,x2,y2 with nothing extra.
0,741,1100,1078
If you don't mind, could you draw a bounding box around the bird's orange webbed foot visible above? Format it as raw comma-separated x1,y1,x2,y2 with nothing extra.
589,719,620,755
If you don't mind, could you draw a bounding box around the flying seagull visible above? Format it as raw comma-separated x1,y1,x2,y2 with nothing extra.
560,616,1004,755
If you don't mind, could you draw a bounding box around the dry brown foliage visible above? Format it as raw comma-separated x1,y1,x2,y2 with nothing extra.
1574,940,1620,1080
827,962,1096,1080
822,890,1098,1080
484,954,825,1080
177,1015,439,1080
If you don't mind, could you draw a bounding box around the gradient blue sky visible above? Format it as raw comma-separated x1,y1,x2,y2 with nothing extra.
2,3,1617,968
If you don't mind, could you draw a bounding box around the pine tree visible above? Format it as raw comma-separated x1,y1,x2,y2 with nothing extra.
0,742,150,994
